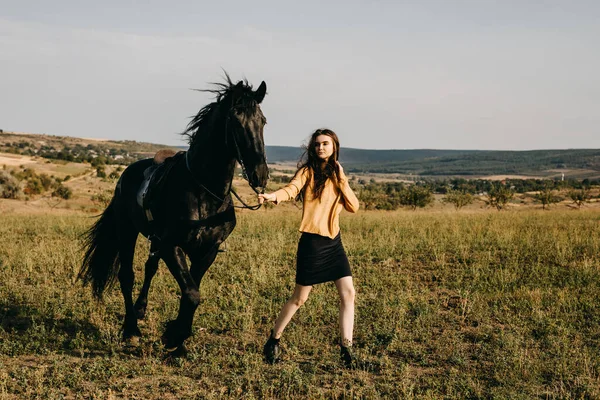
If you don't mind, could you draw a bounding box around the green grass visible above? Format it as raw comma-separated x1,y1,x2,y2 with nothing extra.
1,210,600,399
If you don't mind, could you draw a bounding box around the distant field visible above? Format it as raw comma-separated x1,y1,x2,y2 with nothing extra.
1,210,599,398
0,153,37,167
0,153,90,177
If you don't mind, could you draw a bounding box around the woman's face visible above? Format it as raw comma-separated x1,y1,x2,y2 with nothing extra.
315,135,335,161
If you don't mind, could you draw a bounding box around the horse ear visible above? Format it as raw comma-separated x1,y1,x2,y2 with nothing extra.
254,81,267,103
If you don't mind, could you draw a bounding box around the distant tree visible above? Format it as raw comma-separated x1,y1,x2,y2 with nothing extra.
569,188,591,209
442,190,473,210
359,187,383,211
355,182,405,210
399,185,434,210
91,156,107,167
485,183,514,210
534,187,559,210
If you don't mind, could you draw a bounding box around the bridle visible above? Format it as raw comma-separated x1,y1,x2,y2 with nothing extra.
184,111,265,211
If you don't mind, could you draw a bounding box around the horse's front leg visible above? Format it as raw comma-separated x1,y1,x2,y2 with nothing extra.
189,245,219,287
134,252,160,320
160,245,202,351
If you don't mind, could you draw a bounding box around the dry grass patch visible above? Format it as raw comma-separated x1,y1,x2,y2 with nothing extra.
1,210,600,398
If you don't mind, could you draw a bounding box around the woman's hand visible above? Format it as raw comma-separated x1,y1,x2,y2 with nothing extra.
258,192,277,204
336,161,346,182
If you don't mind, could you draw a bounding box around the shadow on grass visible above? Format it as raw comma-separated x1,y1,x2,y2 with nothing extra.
1,302,98,336
0,300,108,356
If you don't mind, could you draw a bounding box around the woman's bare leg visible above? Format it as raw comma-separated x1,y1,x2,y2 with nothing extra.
335,276,355,346
272,284,312,339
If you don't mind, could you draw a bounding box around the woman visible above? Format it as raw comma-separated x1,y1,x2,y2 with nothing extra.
258,128,360,367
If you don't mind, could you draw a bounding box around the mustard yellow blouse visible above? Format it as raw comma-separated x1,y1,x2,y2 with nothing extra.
273,167,360,239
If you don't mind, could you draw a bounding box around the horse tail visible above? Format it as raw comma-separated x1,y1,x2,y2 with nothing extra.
78,196,121,299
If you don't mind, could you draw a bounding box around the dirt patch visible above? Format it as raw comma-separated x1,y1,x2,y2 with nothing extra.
0,153,37,167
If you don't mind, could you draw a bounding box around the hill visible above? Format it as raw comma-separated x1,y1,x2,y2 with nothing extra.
265,146,600,179
0,131,176,166
2,131,599,179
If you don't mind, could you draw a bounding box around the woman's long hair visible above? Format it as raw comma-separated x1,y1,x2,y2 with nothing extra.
297,128,342,200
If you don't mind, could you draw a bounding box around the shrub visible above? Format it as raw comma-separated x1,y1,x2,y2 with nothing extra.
24,178,44,195
96,166,106,178
52,184,72,200
0,171,21,199
39,174,54,191
91,190,112,208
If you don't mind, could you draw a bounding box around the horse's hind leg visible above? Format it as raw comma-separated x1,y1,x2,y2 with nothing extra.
118,230,142,340
134,253,160,320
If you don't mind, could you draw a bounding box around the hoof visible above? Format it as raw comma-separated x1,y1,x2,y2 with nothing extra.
161,334,184,352
165,343,188,358
161,320,190,351
122,325,142,342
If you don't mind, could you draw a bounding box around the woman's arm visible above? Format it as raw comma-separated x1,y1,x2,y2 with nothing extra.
336,162,360,213
258,167,309,205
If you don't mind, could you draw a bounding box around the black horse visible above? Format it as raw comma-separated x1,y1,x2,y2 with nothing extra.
78,77,269,352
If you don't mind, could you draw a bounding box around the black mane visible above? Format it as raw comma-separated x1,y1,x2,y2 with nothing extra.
183,73,258,146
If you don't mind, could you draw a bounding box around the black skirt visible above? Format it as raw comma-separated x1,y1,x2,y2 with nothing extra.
296,232,352,286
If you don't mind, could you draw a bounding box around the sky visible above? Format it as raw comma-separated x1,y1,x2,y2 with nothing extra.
0,1,599,150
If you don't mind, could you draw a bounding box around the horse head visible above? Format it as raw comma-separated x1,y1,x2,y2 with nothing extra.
183,76,270,193
228,80,269,191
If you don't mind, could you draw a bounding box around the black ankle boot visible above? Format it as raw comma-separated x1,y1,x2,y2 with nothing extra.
340,345,357,368
263,331,281,364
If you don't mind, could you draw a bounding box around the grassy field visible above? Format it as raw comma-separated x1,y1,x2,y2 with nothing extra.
1,209,600,399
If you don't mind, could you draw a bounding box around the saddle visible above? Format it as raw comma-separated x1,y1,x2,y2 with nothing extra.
138,149,184,220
